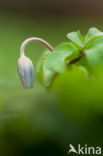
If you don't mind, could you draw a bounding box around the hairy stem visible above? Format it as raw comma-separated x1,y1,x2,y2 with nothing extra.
20,37,54,56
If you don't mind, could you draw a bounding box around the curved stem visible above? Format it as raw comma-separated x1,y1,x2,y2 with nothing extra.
20,37,54,56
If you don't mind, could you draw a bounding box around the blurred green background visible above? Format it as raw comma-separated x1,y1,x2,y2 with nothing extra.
0,0,103,155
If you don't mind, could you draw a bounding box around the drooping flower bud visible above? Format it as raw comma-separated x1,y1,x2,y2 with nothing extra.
17,55,34,89
18,37,53,89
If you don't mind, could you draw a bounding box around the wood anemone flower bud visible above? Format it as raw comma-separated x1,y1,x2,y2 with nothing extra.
18,37,54,89
17,55,34,89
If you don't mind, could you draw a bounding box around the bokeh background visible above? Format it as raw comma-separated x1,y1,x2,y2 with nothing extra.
0,0,103,155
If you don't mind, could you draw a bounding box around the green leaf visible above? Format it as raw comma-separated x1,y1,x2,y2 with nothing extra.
36,50,51,83
85,37,103,49
85,45,103,68
67,31,83,48
84,27,103,48
37,42,78,87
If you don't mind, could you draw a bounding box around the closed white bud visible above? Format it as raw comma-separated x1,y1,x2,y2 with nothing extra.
17,55,34,89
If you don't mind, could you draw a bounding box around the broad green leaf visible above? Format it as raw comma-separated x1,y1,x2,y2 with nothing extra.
86,37,103,49
85,45,103,68
84,27,103,48
36,50,51,83
37,42,78,87
67,31,83,48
